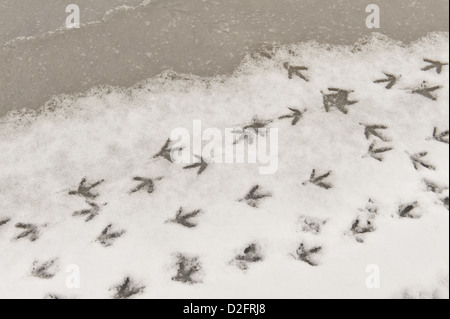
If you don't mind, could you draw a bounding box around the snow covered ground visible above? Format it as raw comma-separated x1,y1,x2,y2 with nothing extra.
0,33,448,299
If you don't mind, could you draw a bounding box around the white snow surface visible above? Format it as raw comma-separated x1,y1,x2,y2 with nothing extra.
0,33,448,299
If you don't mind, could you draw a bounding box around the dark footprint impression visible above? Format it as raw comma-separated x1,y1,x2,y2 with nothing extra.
293,243,322,266
233,117,272,145
172,254,202,284
183,155,209,175
373,72,400,89
348,200,378,243
111,277,145,299
284,62,309,81
238,185,272,208
31,259,59,279
153,138,184,163
408,152,436,171
14,223,41,242
166,207,202,228
44,294,68,300
251,43,276,60
279,108,307,126
96,224,125,247
303,169,333,189
130,176,163,194
421,59,448,74
69,178,104,199
442,197,449,211
321,88,358,114
423,180,449,211
232,243,264,270
73,202,106,222
0,218,10,228
360,123,390,142
411,82,441,101
299,216,327,235
398,202,420,219
428,127,449,144
423,179,447,194
363,141,393,162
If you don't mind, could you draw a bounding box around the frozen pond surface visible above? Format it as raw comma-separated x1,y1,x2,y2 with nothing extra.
0,0,448,116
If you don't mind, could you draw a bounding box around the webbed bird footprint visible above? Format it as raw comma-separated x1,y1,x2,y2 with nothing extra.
363,141,393,162
172,254,202,284
279,108,307,126
303,169,333,189
322,88,358,114
293,243,322,266
408,152,436,171
183,156,209,175
130,176,163,194
398,202,420,219
69,178,104,199
299,216,327,235
96,224,125,247
423,180,449,211
284,62,309,81
31,259,58,279
423,179,447,194
421,58,448,74
111,277,145,299
412,82,441,101
0,218,10,228
153,138,183,163
166,207,202,228
373,72,400,89
232,243,263,270
348,200,378,243
14,223,42,242
73,202,106,222
360,123,390,142
428,127,449,144
238,185,272,208
233,116,273,144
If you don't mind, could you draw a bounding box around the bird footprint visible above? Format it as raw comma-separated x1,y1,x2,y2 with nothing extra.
303,169,333,189
421,58,448,74
299,216,327,235
363,141,393,162
69,178,104,199
233,243,264,270
73,202,106,222
14,223,41,242
111,277,145,299
322,88,358,114
130,177,163,194
166,207,202,228
284,62,309,81
398,202,420,219
279,108,307,126
31,259,58,279
293,243,322,266
96,224,125,247
373,72,400,89
239,185,272,208
409,152,436,171
172,254,202,284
